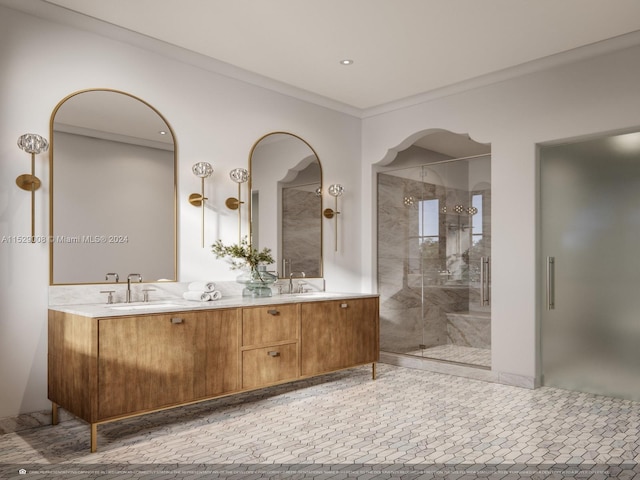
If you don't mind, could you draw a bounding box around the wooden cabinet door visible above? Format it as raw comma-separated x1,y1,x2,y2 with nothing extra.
300,301,344,376
204,308,241,397
98,312,207,419
301,298,379,376
343,297,379,366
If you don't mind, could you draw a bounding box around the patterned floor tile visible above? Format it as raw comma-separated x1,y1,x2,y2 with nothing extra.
0,364,639,479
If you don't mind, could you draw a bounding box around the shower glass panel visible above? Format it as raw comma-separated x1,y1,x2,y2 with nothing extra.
378,155,491,368
540,132,640,401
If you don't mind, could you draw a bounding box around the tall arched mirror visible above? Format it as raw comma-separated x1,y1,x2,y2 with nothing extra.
50,89,177,285
249,132,323,278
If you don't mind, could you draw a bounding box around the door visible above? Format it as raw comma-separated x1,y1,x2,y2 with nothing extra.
98,313,207,418
540,131,640,400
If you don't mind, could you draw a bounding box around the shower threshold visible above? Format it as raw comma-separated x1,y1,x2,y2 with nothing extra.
403,344,491,369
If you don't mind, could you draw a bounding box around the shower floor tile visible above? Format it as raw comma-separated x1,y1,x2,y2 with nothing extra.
406,344,492,367
1,364,638,479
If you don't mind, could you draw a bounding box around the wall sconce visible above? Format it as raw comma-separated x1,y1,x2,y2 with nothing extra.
189,162,213,247
16,133,49,239
225,168,249,243
323,184,344,251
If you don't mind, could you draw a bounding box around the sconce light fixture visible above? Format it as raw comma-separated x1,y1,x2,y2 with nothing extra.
189,162,213,247
16,133,49,239
323,183,344,251
225,168,249,242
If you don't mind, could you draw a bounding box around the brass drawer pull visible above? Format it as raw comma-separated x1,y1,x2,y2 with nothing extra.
170,317,184,324
340,303,348,309
267,351,280,357
267,309,280,316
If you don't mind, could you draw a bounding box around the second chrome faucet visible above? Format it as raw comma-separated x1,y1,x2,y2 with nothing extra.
126,273,143,303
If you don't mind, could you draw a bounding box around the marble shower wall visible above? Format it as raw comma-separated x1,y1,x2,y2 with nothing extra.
281,188,322,277
377,171,491,354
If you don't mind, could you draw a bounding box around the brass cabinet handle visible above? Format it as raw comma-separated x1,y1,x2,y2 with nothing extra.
267,351,280,357
340,303,348,309
170,317,184,324
267,309,279,316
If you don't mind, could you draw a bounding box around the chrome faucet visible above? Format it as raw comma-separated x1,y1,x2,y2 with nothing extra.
126,273,143,303
105,272,119,283
288,271,305,294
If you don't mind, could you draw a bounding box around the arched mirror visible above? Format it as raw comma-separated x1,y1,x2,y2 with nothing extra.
50,89,177,285
249,132,323,278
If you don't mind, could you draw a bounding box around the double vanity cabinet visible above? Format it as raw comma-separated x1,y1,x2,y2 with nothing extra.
48,294,379,452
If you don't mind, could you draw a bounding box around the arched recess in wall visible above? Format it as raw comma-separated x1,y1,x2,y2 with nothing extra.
375,128,493,370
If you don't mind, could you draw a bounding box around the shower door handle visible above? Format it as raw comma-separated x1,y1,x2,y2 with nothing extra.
480,256,490,306
546,256,555,310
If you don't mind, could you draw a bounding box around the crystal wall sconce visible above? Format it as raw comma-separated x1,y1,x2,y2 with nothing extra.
441,204,478,215
189,162,213,247
323,184,344,251
16,133,49,239
225,168,249,243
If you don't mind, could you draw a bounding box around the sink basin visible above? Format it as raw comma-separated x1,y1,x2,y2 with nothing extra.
287,292,346,298
108,302,183,311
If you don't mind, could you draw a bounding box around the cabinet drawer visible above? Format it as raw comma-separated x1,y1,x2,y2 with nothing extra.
242,304,298,346
242,343,298,389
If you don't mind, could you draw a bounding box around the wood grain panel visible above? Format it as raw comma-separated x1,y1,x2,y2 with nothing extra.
97,312,207,419
48,310,98,422
300,297,379,376
242,304,298,346
204,308,241,396
242,343,298,389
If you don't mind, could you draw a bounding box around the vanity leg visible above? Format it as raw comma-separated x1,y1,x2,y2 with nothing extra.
51,402,59,425
90,424,97,453
372,362,376,380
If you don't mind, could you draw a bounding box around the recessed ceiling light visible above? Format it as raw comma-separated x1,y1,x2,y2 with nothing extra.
158,130,167,135
339,59,354,66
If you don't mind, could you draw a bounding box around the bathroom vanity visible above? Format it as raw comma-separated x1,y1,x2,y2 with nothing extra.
48,293,379,451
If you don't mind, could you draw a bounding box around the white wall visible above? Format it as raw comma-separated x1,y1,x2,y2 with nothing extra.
361,43,640,382
0,5,361,417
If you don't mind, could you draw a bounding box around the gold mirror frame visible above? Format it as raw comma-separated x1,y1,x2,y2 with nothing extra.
248,132,323,279
49,88,177,285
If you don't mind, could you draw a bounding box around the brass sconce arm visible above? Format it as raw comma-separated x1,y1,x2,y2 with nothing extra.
16,133,49,240
189,162,213,247
323,184,344,252
225,168,249,243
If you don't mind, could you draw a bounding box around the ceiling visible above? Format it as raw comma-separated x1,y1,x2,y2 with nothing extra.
30,0,640,110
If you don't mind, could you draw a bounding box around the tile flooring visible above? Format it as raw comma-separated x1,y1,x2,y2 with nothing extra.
1,364,639,479
406,345,492,368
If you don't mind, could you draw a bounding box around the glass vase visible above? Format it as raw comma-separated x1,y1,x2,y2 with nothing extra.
236,265,277,297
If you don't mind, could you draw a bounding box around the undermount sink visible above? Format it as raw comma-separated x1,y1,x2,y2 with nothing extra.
286,292,346,298
108,302,183,311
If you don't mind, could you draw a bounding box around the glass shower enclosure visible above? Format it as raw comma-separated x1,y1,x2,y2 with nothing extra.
377,155,491,368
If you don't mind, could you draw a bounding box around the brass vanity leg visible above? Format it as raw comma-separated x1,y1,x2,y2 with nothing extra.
51,402,59,425
90,424,97,453
372,362,377,380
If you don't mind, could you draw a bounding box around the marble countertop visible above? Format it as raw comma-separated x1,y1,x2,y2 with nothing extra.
49,292,379,318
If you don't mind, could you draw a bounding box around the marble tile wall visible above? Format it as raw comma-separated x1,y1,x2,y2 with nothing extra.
377,172,491,359
281,188,322,277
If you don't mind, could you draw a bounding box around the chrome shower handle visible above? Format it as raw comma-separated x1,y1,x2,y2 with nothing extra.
547,256,555,310
480,256,490,306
